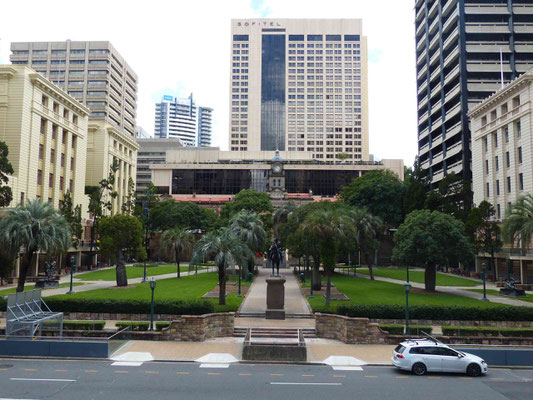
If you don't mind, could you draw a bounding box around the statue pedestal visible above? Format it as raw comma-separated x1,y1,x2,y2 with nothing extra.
266,277,286,320
35,279,59,289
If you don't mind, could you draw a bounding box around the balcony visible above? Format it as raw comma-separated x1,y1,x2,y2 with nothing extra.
444,64,460,86
466,42,510,53
416,20,426,37
432,169,444,183
442,8,459,33
515,42,533,53
429,15,439,35
431,118,443,133
421,158,430,170
513,5,533,14
446,141,462,158
430,100,442,117
446,121,462,138
432,135,443,148
446,102,462,120
514,23,533,34
419,110,429,125
417,47,428,66
430,49,440,67
443,27,459,51
466,61,512,73
417,31,427,52
418,79,428,95
416,3,425,22
465,4,509,15
516,62,533,74
418,63,428,80
419,142,430,156
428,1,439,19
467,80,503,94
429,33,440,52
430,82,441,100
442,0,456,18
443,45,459,68
446,161,463,175
465,23,509,34
432,151,444,165
444,83,461,105
430,66,441,83
418,95,429,110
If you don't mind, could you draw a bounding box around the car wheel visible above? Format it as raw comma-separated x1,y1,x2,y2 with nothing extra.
412,362,427,376
467,363,482,377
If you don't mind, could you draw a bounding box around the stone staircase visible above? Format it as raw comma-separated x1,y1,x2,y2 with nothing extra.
236,312,315,319
234,326,316,339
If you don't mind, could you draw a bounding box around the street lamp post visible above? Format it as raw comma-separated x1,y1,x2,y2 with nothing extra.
67,255,76,294
142,191,151,283
238,265,242,297
404,282,411,335
309,260,314,299
481,262,489,301
149,278,156,331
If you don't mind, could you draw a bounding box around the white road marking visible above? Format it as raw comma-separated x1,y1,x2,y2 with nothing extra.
0,398,40,400
110,351,153,367
199,363,230,369
331,366,364,371
111,362,144,367
195,353,238,364
10,378,77,382
270,382,342,386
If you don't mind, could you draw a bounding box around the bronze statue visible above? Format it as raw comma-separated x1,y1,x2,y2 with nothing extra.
268,238,283,277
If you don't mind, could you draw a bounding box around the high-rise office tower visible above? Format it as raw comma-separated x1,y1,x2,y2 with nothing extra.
415,1,533,186
10,41,140,213
229,19,369,161
154,94,213,147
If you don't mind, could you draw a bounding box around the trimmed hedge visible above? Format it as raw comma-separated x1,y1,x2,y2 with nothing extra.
379,324,432,335
156,321,171,331
333,305,533,322
43,320,106,331
0,298,215,315
442,326,533,337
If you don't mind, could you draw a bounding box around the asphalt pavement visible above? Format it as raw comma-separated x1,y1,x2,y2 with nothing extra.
0,358,532,400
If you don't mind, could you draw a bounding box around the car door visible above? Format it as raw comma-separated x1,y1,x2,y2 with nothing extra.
438,348,463,373
419,347,442,372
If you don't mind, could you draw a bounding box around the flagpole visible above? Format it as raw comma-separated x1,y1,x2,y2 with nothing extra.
500,47,504,89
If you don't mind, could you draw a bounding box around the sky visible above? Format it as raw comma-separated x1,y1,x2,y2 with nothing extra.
0,0,418,166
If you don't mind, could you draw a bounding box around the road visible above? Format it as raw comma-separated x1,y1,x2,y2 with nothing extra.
0,359,532,400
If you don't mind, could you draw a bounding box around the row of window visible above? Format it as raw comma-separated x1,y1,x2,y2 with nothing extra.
41,96,80,125
39,145,75,170
484,147,522,174
486,174,524,198
482,121,522,150
36,169,73,191
288,56,361,62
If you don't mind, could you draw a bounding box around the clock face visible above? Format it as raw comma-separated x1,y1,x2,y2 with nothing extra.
273,164,282,174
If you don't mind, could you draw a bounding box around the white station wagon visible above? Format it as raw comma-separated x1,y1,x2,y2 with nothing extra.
392,338,488,377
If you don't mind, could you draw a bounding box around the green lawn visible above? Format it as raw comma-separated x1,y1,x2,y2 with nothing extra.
353,267,481,287
0,282,85,297
48,272,243,312
467,289,533,303
307,274,504,312
75,264,204,281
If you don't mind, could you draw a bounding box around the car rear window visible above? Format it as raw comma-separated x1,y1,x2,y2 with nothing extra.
394,345,405,354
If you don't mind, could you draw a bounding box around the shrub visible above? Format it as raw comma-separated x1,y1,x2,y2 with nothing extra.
42,320,106,330
116,321,150,331
442,326,533,337
379,324,432,335
27,298,215,315
334,305,533,322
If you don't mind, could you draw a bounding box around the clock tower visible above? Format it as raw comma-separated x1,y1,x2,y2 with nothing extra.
269,150,286,196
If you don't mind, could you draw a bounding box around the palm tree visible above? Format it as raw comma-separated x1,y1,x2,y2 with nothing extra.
502,194,533,253
229,210,266,274
160,227,195,278
0,200,71,292
348,208,384,280
273,202,297,237
300,208,348,306
192,228,253,305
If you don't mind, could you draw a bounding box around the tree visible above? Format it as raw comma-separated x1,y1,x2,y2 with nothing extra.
300,208,348,306
85,159,119,266
220,189,273,232
59,192,83,249
465,201,502,273
0,200,71,292
229,210,266,274
339,170,405,226
121,177,136,215
347,208,384,279
192,228,253,305
403,157,429,215
273,201,297,237
0,141,14,207
148,200,216,232
393,210,473,291
98,214,144,287
0,245,16,286
160,227,195,278
424,173,473,223
502,193,533,254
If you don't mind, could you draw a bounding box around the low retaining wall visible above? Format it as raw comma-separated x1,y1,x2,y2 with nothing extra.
0,338,109,358
161,312,234,341
315,313,388,344
371,319,533,328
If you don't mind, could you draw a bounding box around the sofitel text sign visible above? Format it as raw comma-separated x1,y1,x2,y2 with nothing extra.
236,21,283,27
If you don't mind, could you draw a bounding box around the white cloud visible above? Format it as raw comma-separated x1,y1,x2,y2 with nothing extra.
0,0,417,165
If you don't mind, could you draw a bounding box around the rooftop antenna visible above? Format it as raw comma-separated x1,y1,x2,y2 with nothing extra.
500,46,504,89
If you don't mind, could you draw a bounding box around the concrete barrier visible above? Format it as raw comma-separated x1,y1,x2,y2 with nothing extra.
0,338,109,358
454,347,533,367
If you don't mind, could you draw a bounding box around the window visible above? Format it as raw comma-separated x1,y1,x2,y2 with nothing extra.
518,147,523,164
494,133,498,148
516,121,521,138
486,182,490,197
519,173,524,191
497,204,501,219
495,156,499,171
40,118,47,134
506,151,510,168
485,160,489,174
507,176,511,193
41,95,48,107
20,192,24,205
61,153,65,167
505,127,509,143
59,176,64,190
38,144,43,159
37,170,42,185
70,60,85,64
50,149,55,162
496,180,500,195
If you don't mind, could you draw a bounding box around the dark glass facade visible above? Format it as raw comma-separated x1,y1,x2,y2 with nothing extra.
261,34,286,151
170,168,362,197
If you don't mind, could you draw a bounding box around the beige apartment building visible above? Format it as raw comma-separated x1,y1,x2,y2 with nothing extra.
10,41,139,214
0,65,90,213
469,68,533,284
229,19,369,161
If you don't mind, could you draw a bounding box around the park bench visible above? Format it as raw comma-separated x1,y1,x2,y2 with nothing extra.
6,289,63,337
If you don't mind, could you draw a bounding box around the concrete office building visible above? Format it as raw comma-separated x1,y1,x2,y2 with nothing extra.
136,138,183,195
469,69,533,283
10,41,140,213
0,65,90,213
229,19,369,161
415,0,533,186
154,94,212,147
